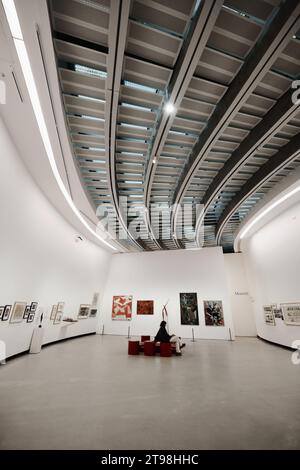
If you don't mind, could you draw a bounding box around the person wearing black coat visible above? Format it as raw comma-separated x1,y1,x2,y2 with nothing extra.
154,321,185,355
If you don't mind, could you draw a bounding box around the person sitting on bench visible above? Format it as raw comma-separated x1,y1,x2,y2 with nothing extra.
154,321,185,356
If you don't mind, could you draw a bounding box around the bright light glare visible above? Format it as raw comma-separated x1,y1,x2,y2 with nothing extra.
240,185,300,239
164,102,175,114
2,0,23,39
3,0,117,251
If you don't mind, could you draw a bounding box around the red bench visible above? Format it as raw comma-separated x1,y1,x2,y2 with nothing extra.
128,337,177,356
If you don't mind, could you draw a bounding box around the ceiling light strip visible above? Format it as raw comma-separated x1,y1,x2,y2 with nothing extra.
2,0,117,251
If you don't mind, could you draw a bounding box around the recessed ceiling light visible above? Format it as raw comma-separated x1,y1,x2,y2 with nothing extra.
164,102,175,114
292,34,297,39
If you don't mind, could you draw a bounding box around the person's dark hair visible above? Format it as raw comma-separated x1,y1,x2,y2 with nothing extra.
160,320,167,327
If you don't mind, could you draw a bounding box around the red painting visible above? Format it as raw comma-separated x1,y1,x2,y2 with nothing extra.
112,295,132,320
137,300,154,315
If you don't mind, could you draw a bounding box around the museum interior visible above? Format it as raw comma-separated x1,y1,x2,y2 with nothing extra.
0,0,300,452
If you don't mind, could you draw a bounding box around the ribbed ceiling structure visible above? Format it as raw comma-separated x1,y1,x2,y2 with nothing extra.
48,0,300,252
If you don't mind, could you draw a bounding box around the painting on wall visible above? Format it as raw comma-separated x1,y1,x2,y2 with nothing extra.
53,310,63,324
89,308,97,318
263,305,276,325
23,305,30,320
272,304,283,320
57,302,65,312
10,302,27,324
27,311,35,323
50,304,58,321
180,293,199,325
112,295,132,320
2,305,12,321
281,302,300,325
78,304,90,319
137,300,154,315
0,306,5,320
30,302,38,312
204,300,224,326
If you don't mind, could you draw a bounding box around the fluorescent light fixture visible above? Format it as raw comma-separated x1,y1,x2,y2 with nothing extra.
164,102,175,114
2,0,23,39
2,0,117,251
240,185,300,240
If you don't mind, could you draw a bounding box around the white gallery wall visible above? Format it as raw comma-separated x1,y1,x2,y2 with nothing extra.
224,253,256,337
242,200,300,348
0,117,112,358
101,248,234,340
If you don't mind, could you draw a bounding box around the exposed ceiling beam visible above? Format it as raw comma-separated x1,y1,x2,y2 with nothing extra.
104,0,144,251
215,134,300,245
171,0,300,246
194,87,300,243
142,0,223,249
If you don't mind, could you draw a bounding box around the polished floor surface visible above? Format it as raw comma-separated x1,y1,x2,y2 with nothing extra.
0,335,300,450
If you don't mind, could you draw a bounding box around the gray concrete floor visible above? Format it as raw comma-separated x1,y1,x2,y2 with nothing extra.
0,335,299,450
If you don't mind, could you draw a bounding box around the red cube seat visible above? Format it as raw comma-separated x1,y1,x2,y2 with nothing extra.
141,335,150,342
128,340,139,355
160,342,172,357
144,341,156,356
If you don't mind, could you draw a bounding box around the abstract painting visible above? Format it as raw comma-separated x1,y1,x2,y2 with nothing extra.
137,300,154,315
10,302,27,324
112,295,132,320
89,308,97,317
204,300,224,326
2,305,12,321
180,293,199,325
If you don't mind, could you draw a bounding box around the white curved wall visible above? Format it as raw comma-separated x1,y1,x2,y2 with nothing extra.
0,117,112,358
242,200,300,348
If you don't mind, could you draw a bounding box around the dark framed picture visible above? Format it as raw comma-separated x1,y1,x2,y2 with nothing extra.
2,305,12,321
30,302,38,312
23,305,30,320
0,306,4,320
89,308,97,317
27,312,35,323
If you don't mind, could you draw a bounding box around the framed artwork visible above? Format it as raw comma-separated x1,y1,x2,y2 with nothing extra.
57,302,65,312
10,302,27,324
0,306,4,320
78,304,90,319
272,305,283,320
263,305,276,325
89,308,97,317
281,302,300,325
137,300,154,315
30,302,38,312
23,305,30,320
50,304,58,321
204,300,225,326
27,311,35,323
53,310,63,324
2,305,12,321
112,295,132,320
180,293,199,325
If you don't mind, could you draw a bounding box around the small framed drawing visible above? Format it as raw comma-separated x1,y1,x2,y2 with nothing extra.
27,311,35,323
10,302,27,324
89,308,97,318
53,310,63,324
50,304,58,321
57,302,65,312
281,302,300,325
23,305,30,320
78,304,90,319
30,302,38,312
263,305,276,326
2,305,12,321
0,306,4,320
